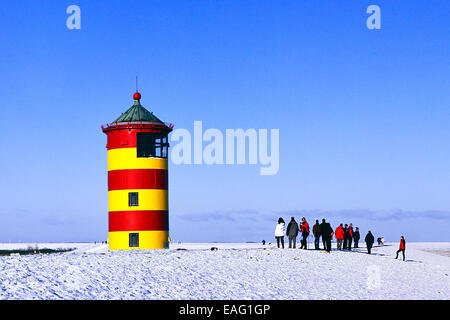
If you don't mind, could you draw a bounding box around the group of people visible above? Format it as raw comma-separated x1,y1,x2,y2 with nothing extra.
275,217,335,253
274,217,406,260
334,223,360,250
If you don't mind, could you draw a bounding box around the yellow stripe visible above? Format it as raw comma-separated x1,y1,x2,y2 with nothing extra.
107,148,168,171
108,189,168,211
108,230,169,250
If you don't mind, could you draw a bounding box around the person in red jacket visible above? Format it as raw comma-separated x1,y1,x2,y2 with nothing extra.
300,217,310,250
335,224,345,250
395,236,406,261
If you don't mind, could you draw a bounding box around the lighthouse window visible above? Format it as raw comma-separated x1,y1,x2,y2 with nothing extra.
137,133,156,157
136,132,169,158
129,233,139,247
155,136,162,157
161,136,169,158
128,192,139,207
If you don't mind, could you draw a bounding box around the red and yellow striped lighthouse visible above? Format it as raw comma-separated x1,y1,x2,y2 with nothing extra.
102,91,173,250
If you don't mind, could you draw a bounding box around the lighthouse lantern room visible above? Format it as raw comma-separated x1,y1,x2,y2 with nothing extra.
102,91,173,250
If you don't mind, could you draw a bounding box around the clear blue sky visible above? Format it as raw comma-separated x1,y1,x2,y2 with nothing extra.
0,1,448,242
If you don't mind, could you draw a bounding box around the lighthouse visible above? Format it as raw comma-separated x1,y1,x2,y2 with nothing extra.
102,91,173,250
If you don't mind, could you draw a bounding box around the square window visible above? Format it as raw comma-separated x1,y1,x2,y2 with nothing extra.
129,233,139,247
136,132,168,158
137,133,155,157
128,192,139,207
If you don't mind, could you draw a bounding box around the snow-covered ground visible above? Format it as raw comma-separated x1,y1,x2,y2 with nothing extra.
0,242,449,300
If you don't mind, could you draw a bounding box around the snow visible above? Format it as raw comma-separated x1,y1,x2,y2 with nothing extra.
0,242,449,300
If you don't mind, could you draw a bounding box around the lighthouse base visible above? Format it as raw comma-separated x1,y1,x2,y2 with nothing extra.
108,230,169,250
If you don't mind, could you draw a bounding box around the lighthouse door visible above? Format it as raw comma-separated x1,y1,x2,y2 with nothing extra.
129,233,139,247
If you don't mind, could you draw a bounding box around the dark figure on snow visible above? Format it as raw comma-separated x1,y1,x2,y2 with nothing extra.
286,217,299,248
320,219,333,253
300,217,310,250
365,231,375,254
343,224,349,249
347,223,354,250
395,236,406,261
353,227,360,248
312,220,321,250
274,217,285,249
320,219,327,250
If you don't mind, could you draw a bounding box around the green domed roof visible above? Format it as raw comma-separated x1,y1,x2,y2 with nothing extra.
113,99,163,123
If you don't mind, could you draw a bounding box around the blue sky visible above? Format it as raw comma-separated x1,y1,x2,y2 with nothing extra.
0,1,448,242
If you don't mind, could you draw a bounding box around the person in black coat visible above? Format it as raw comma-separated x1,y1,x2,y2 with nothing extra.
312,220,321,250
343,224,349,250
347,223,354,251
320,220,327,250
353,227,360,248
286,217,299,249
365,231,375,254
319,219,333,253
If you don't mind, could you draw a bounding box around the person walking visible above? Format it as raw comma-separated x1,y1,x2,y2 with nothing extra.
365,231,375,254
353,227,360,248
274,218,285,249
286,217,299,249
395,236,406,261
320,219,333,253
312,220,321,250
335,224,344,250
347,223,354,251
300,217,310,250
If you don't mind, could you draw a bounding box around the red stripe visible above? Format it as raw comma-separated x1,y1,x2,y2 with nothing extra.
109,210,168,231
105,128,168,150
108,169,168,190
